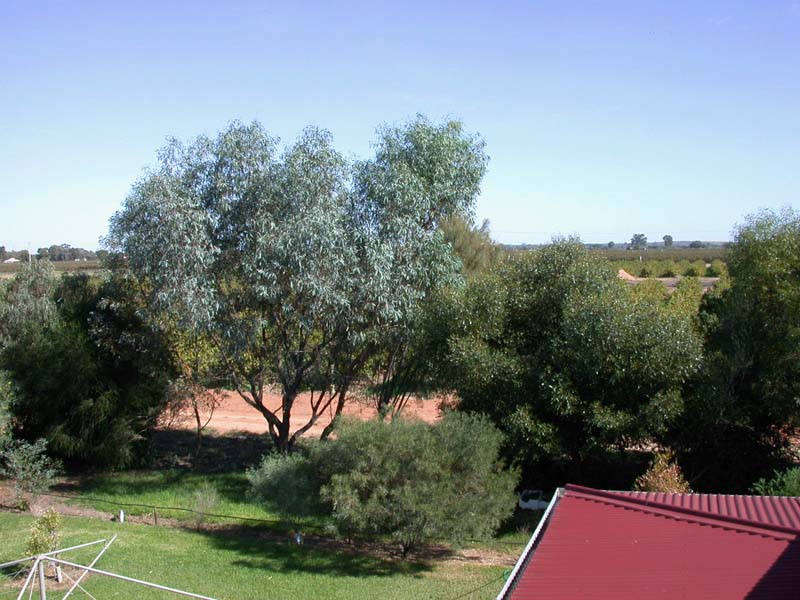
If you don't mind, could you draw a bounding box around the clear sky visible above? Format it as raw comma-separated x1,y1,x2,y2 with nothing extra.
1,1,798,250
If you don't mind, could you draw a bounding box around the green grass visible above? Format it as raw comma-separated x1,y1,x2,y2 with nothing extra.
63,470,315,527
59,468,539,551
0,513,507,599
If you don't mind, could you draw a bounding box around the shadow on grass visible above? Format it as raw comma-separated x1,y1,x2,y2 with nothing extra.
149,428,274,473
196,524,434,579
52,429,275,506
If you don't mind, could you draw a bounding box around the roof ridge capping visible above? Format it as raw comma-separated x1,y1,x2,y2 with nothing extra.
564,484,800,538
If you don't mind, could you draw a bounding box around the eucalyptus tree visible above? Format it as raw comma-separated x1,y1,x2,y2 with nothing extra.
108,117,487,450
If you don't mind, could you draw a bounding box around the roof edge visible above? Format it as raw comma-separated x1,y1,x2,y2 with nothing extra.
496,488,562,600
565,484,800,538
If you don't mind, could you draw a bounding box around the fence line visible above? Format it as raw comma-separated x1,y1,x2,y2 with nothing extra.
32,490,529,546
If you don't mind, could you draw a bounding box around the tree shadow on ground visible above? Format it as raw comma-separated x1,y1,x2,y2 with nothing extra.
195,524,436,579
148,428,274,473
52,429,274,504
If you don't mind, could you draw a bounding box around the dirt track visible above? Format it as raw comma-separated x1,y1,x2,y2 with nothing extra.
170,390,443,438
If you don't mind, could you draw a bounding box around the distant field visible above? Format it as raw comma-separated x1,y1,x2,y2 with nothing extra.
0,260,103,278
590,247,728,262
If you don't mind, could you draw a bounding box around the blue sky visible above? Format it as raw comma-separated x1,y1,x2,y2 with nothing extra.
1,1,798,250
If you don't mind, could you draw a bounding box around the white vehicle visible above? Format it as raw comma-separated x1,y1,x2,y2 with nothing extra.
518,489,549,510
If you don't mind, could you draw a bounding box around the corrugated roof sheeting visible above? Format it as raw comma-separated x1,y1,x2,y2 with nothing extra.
503,485,800,600
618,489,800,531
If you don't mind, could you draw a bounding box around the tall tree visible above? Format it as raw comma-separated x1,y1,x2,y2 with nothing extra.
446,240,703,486
107,117,487,450
671,208,800,491
630,233,648,250
662,234,673,248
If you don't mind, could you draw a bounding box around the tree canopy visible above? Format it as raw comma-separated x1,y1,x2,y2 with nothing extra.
107,117,488,450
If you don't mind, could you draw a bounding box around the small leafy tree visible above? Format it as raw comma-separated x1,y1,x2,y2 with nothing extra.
633,451,691,493
630,233,648,250
25,509,63,555
0,438,62,510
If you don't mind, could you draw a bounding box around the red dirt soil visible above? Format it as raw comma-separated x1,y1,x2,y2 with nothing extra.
168,390,443,439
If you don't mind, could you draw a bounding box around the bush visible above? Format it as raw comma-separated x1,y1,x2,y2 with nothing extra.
751,468,800,496
0,438,62,510
248,451,320,520
633,451,691,493
321,413,518,555
25,509,62,555
248,412,518,556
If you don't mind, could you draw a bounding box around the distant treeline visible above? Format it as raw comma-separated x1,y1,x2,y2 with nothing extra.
0,245,105,262
0,260,102,274
590,247,728,262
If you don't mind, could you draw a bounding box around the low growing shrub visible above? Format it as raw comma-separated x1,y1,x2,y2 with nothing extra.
633,451,691,493
0,438,62,510
248,412,519,556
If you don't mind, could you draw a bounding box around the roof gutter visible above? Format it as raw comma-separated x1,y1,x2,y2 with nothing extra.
496,487,563,600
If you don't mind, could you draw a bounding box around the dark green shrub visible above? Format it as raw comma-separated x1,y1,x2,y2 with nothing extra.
751,468,800,496
248,412,518,556
248,450,322,519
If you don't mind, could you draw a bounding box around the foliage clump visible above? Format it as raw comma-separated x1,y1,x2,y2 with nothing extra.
751,468,800,497
671,208,800,491
444,240,703,486
25,509,63,555
0,438,62,510
633,451,691,493
1,267,176,468
249,412,518,556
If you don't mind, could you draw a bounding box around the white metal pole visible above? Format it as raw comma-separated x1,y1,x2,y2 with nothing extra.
1,539,109,569
37,561,46,600
15,557,39,600
45,557,217,600
61,534,117,599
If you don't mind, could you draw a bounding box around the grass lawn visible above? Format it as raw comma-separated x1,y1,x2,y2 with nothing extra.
58,468,538,551
0,512,507,599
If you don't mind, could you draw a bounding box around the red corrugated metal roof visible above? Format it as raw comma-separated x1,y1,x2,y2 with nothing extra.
616,489,800,531
502,484,800,599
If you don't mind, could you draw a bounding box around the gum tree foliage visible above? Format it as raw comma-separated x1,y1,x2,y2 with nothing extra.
0,260,59,349
107,117,487,450
367,216,504,417
446,240,703,485
670,208,800,491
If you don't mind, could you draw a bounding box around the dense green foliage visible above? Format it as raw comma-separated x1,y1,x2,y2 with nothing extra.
751,467,800,497
1,266,175,467
108,117,487,449
249,413,518,555
443,240,703,487
671,208,800,491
